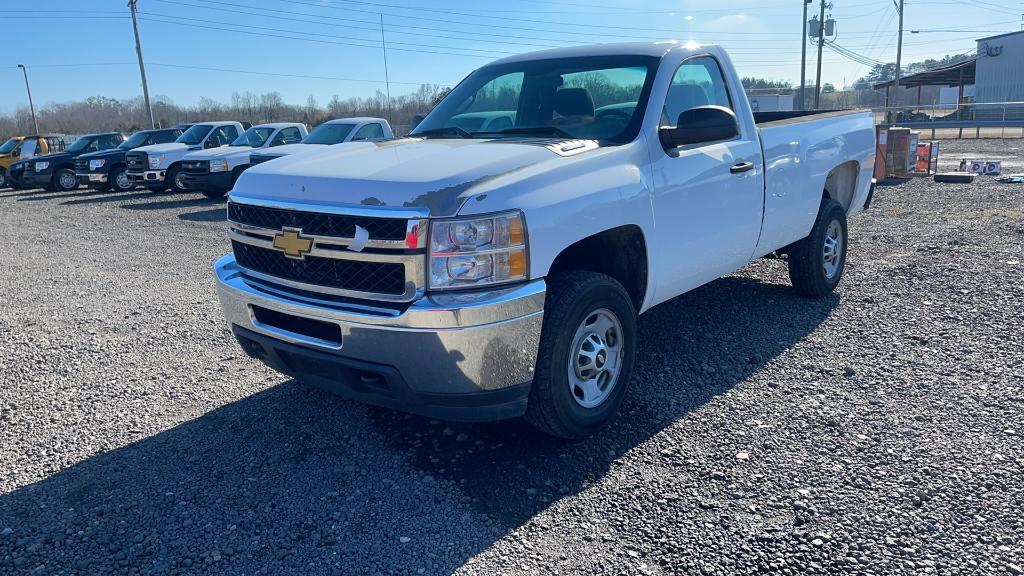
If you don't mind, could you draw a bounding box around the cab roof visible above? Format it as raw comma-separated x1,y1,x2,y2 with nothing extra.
488,41,714,66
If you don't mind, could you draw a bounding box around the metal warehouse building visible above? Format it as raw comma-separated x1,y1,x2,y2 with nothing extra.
975,30,1024,103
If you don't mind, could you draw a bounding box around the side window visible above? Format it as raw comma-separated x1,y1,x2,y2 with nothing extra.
151,130,176,144
210,126,238,146
352,123,385,141
83,139,100,153
49,137,65,152
98,135,120,149
278,127,303,144
662,56,733,126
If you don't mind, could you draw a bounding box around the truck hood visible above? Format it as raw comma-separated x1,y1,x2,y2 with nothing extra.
29,151,74,163
77,148,126,162
255,143,326,157
133,142,190,155
183,146,253,160
235,138,575,217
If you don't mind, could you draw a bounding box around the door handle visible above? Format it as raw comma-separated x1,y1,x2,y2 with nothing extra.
730,161,755,174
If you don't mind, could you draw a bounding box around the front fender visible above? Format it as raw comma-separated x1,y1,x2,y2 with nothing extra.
456,138,657,309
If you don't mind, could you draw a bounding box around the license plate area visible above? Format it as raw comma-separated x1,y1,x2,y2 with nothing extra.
250,305,343,348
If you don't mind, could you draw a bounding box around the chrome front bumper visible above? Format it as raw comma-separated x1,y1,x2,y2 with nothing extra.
128,170,165,183
215,255,545,419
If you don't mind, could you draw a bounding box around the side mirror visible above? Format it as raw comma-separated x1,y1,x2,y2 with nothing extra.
659,105,739,149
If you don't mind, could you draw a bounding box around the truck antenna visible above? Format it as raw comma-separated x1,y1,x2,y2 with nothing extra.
380,14,394,127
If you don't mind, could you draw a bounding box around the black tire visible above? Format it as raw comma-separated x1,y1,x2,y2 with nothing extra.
0,170,8,190
109,166,135,193
52,168,78,192
525,271,637,439
787,197,848,297
166,165,187,193
201,188,228,199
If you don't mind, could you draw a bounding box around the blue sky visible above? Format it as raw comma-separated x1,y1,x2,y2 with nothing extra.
4,0,1022,113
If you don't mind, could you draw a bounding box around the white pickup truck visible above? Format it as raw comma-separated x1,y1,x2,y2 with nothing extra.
248,117,392,167
179,122,308,198
127,121,244,193
215,42,875,438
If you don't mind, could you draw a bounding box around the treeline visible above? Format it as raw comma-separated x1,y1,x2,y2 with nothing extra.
0,84,451,140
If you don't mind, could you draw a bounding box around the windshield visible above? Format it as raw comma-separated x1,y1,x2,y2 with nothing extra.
0,138,18,154
176,124,214,145
304,123,355,145
66,137,96,153
232,126,274,147
412,55,658,143
119,131,150,150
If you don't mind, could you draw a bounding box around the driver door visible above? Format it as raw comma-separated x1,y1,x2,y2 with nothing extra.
648,56,765,302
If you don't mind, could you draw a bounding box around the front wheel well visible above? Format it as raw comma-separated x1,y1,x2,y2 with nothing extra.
546,225,648,310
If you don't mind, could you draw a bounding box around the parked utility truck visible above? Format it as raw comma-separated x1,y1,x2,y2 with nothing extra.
179,123,307,197
127,121,244,192
248,118,391,166
215,43,876,438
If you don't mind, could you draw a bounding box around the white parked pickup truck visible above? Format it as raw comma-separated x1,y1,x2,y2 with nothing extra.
179,123,308,198
248,117,392,167
215,42,875,438
127,121,244,193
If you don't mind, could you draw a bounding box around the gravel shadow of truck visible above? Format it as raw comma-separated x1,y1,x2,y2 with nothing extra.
0,273,836,574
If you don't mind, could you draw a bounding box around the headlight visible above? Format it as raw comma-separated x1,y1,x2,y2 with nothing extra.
89,159,105,170
34,161,49,172
429,211,527,290
148,155,163,170
209,159,228,172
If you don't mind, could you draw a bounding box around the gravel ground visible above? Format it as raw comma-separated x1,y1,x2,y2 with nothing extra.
1,138,1022,575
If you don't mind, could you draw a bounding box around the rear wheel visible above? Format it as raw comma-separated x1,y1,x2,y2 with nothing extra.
53,168,78,192
787,198,848,297
0,170,8,189
525,271,637,439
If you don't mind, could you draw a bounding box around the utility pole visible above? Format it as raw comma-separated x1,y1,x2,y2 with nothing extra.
128,0,156,128
813,0,827,109
16,65,39,134
893,0,905,109
800,0,811,110
380,14,393,126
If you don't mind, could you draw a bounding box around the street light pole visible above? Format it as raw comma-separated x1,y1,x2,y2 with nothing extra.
800,0,811,110
813,0,827,109
16,64,39,135
128,0,156,128
893,0,905,109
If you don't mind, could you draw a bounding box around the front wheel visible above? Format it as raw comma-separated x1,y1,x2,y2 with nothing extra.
166,166,187,193
109,167,135,193
0,170,8,189
525,271,637,439
787,198,848,297
52,168,78,192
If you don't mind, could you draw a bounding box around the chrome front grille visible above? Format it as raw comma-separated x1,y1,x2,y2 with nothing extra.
182,160,208,173
126,152,146,172
227,199,427,302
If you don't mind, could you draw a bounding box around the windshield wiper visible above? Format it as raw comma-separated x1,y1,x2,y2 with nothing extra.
413,126,473,139
486,126,575,139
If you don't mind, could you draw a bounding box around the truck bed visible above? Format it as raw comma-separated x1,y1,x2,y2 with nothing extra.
752,108,876,258
753,109,865,126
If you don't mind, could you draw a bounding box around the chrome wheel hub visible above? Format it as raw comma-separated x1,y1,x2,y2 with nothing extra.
823,219,843,280
116,172,132,190
567,308,624,409
60,172,76,190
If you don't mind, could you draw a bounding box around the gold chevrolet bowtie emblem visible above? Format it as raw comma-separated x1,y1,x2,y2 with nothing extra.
272,228,314,259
